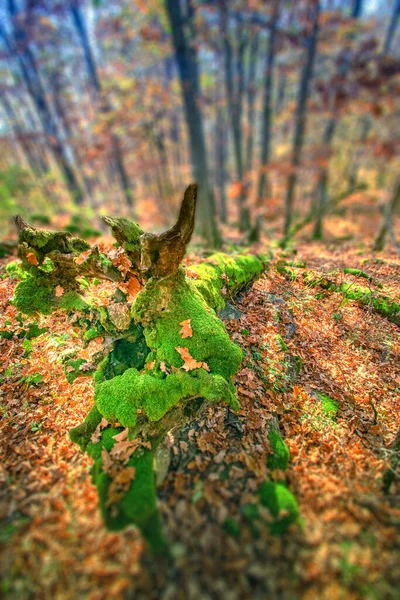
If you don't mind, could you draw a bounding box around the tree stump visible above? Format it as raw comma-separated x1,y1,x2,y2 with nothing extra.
12,184,266,552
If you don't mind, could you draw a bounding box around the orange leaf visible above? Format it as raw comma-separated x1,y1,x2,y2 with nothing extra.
179,319,193,339
175,346,210,372
55,285,64,297
26,252,38,266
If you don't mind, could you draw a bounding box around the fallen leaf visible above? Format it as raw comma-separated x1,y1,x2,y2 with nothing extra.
26,252,38,266
179,319,193,339
175,346,210,372
55,285,64,297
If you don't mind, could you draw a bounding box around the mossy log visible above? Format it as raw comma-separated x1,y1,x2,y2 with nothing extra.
12,184,266,552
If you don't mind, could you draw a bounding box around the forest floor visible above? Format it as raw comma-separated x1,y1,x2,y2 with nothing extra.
0,199,399,600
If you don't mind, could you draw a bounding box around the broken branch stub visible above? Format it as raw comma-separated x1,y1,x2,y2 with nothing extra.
102,183,197,279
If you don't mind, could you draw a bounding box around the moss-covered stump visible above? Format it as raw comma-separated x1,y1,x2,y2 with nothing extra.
12,184,267,553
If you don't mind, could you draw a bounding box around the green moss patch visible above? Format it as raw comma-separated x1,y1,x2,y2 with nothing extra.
267,429,290,471
259,481,300,535
316,392,340,421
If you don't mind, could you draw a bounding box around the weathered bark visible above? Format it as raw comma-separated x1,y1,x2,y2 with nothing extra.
283,1,320,236
165,0,221,248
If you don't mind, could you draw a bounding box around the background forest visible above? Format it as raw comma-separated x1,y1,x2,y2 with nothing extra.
0,0,399,247
0,1,400,600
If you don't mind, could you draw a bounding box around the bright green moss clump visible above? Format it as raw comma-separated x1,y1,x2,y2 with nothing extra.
189,253,265,312
267,429,290,471
259,481,299,534
86,427,166,553
316,392,339,421
133,267,242,380
95,367,238,428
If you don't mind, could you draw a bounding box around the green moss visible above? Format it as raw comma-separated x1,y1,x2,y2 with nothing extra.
223,516,240,537
343,267,372,281
86,427,166,553
189,253,265,312
316,392,339,420
303,273,400,325
338,284,400,324
95,367,238,428
259,481,299,534
6,260,28,281
13,275,55,315
84,326,104,342
18,227,90,256
276,334,288,351
267,429,290,471
133,267,242,381
103,217,143,256
69,405,102,451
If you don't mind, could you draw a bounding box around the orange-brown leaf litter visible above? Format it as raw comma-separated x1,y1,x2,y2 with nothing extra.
0,232,399,598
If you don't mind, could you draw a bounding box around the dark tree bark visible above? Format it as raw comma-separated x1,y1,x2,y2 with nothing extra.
257,1,279,206
215,106,228,223
69,1,134,210
384,0,400,54
165,0,221,248
351,0,363,18
283,1,320,236
245,29,260,175
220,2,250,231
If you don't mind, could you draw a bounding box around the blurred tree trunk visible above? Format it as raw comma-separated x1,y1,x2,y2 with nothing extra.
216,106,228,223
374,178,400,253
69,1,134,210
384,0,400,54
245,29,260,176
165,0,221,248
283,1,320,236
4,0,85,205
313,117,336,239
257,1,279,207
220,2,250,231
351,0,363,18
275,66,287,115
1,94,47,178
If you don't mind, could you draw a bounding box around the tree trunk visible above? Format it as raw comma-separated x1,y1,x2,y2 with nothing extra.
69,2,134,211
220,2,250,231
256,1,279,207
283,1,320,236
245,30,260,176
165,0,221,247
4,0,85,205
374,178,400,252
313,117,337,240
351,0,363,18
384,0,400,54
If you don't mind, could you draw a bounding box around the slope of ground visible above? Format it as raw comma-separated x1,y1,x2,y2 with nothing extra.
0,235,399,599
